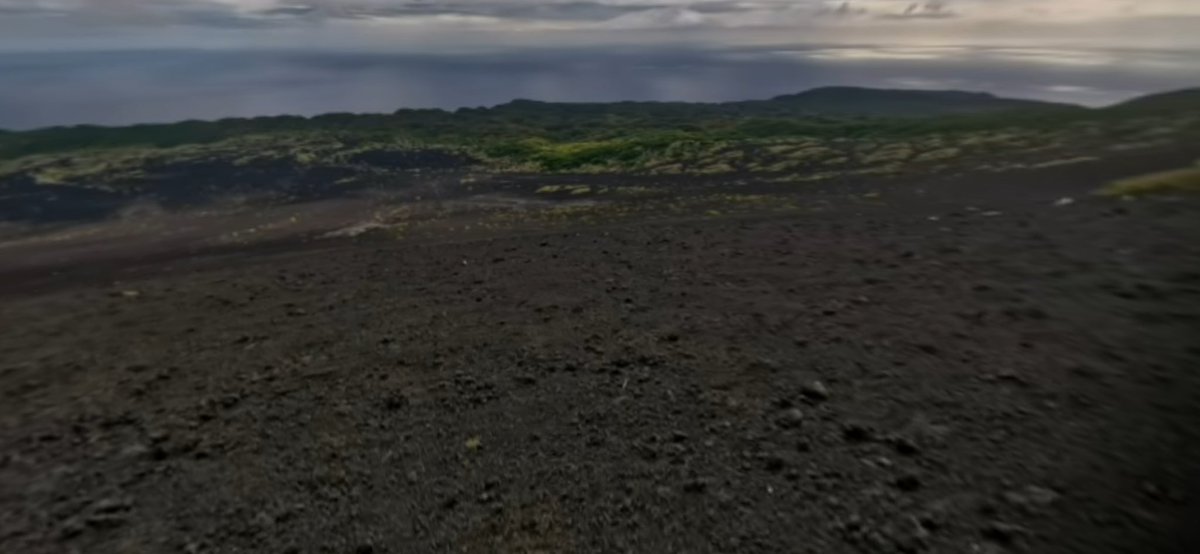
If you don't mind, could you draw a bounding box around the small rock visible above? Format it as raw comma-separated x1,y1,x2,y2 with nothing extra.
971,542,1007,554
751,358,782,372
777,408,805,428
764,454,786,473
59,518,85,540
1003,485,1060,512
382,392,408,411
891,437,921,456
120,444,151,459
981,521,1029,544
864,456,894,469
93,497,132,514
801,381,830,402
251,510,273,528
993,370,1029,386
513,374,537,386
85,514,128,529
894,474,922,492
1053,197,1075,207
842,423,874,443
683,479,710,494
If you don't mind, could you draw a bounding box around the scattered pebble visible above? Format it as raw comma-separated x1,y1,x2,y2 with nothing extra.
120,444,151,459
777,408,805,428
842,423,874,443
801,381,830,402
58,518,85,540
1003,485,1060,511
93,497,132,514
894,474,922,492
981,521,1030,544
513,374,537,386
891,437,921,456
683,479,710,493
764,455,787,473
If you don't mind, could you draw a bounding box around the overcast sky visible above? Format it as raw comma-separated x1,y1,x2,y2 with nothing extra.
1,1,1198,129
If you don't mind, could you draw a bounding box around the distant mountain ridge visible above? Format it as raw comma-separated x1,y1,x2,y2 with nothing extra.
1110,88,1200,112
478,86,1081,119
4,86,1199,137
0,87,1197,161
756,86,1082,116
2,84,1198,224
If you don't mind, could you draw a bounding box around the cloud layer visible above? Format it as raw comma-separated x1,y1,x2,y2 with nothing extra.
0,0,1196,56
3,1,1200,40
2,45,1196,129
0,1,1196,128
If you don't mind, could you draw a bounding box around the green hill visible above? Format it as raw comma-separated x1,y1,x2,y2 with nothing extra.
1108,88,1200,113
1,86,1197,191
0,87,1089,160
752,87,1080,116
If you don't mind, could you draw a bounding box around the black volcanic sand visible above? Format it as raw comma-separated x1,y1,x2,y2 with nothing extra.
2,162,1199,554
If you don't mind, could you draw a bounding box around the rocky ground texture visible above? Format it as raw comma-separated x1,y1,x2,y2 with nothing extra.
2,159,1199,553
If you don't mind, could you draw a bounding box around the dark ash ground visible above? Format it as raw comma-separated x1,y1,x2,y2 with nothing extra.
2,159,1199,554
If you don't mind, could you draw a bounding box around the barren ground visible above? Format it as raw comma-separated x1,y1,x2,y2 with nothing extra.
2,154,1199,553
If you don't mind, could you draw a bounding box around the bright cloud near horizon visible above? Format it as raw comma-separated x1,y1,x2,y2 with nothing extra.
0,1,1197,128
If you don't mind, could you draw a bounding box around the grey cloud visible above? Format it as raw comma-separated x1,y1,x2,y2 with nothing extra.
3,46,1196,129
0,0,285,27
815,2,867,18
812,1,959,20
0,1,825,28
3,0,1199,54
878,1,957,20
0,0,69,16
250,1,759,23
259,6,319,17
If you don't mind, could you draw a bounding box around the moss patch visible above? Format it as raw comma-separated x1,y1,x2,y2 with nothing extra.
1098,166,1200,197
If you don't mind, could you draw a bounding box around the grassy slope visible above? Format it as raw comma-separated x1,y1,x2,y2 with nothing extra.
0,87,1080,159
0,87,1197,186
